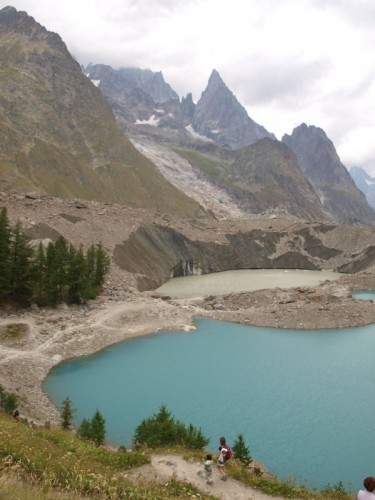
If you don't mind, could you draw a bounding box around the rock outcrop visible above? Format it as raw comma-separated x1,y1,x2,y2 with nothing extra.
350,166,375,210
85,64,183,129
191,69,275,148
113,221,375,290
282,124,375,225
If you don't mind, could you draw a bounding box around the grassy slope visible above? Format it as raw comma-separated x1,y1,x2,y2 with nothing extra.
0,413,351,500
0,412,214,499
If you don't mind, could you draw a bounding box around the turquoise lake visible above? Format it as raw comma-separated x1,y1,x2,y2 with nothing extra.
44,317,375,491
352,290,375,301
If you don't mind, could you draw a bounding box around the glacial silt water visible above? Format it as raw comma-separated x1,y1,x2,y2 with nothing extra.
156,269,341,298
44,317,375,491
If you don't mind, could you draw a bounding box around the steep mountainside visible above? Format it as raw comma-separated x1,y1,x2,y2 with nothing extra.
3,7,373,226
116,67,179,103
85,60,375,225
282,124,375,225
192,69,275,148
0,7,203,217
85,64,187,131
171,139,330,221
350,166,375,210
85,65,275,148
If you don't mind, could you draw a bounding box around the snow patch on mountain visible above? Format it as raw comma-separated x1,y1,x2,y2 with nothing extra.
185,124,213,143
135,115,160,126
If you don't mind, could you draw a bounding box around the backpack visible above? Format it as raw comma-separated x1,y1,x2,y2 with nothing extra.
223,445,232,461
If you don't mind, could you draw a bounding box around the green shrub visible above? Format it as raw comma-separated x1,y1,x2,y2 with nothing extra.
0,384,17,414
133,405,209,449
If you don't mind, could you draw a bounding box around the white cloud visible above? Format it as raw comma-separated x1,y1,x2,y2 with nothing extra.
2,0,375,174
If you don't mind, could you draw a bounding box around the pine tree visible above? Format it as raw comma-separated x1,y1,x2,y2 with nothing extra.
232,433,252,466
93,243,110,288
184,423,209,449
0,385,17,413
90,409,106,446
85,244,96,285
3,393,17,414
8,221,33,301
0,208,11,299
45,242,59,305
0,215,110,307
0,384,4,410
54,236,69,302
68,244,94,303
31,243,47,305
60,397,76,430
67,244,81,303
77,417,92,440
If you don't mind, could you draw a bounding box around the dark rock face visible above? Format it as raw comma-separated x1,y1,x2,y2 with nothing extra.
113,223,354,290
0,6,65,51
220,138,330,221
23,223,61,241
181,93,196,124
117,67,179,104
84,63,157,127
85,64,183,128
282,124,375,225
350,166,375,210
191,69,275,149
338,245,375,273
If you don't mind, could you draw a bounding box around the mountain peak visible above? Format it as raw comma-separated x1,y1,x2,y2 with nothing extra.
0,5,40,31
0,6,17,14
285,123,328,141
207,69,225,86
350,167,375,210
0,5,67,52
282,124,375,224
192,69,274,149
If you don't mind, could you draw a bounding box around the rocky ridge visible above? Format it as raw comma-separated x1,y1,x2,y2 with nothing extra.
1,6,375,226
283,124,375,224
2,190,375,293
90,62,375,225
191,69,275,148
350,166,375,210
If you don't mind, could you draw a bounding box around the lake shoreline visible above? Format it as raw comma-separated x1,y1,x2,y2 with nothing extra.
0,269,374,425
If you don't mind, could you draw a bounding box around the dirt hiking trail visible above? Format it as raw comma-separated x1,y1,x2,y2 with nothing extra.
128,453,287,500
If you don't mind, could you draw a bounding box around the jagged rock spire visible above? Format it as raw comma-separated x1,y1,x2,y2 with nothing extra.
192,69,274,149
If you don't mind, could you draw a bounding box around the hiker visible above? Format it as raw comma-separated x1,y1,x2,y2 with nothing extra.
204,453,214,485
217,436,231,481
197,453,214,484
357,477,375,499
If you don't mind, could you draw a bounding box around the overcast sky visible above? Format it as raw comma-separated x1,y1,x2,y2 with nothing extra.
2,0,375,174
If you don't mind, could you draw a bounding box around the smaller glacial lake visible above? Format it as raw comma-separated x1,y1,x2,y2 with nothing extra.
352,290,375,301
44,317,375,491
156,269,342,298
